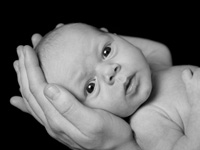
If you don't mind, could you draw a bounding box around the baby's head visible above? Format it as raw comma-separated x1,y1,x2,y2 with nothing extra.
36,23,152,117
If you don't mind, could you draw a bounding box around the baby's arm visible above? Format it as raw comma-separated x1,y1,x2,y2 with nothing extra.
131,105,200,150
121,36,172,70
134,69,200,150
132,68,200,150
179,68,200,149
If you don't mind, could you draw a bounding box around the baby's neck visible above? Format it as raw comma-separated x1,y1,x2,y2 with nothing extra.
138,68,161,108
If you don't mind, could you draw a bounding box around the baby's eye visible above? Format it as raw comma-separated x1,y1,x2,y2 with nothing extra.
102,45,111,59
86,80,96,95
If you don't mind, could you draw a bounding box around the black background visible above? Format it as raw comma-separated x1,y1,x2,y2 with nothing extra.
5,3,199,150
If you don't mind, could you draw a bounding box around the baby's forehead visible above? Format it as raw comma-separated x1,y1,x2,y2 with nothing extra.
58,24,104,52
62,23,100,37
52,24,101,64
46,23,110,65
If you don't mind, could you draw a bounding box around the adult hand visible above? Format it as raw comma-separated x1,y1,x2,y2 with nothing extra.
11,32,136,150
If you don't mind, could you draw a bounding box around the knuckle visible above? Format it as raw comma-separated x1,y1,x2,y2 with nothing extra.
21,87,28,98
62,102,75,115
29,84,38,95
22,86,31,99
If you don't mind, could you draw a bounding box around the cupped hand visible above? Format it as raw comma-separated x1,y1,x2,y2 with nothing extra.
11,28,135,150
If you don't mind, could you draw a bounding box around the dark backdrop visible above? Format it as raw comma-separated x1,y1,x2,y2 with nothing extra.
5,4,199,150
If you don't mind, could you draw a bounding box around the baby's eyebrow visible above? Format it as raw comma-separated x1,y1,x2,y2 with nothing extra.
75,69,89,96
77,72,87,84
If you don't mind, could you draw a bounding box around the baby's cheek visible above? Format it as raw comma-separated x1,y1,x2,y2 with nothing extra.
84,83,125,113
105,85,124,101
84,92,107,108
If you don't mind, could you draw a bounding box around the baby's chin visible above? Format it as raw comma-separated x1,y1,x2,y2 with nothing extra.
120,93,152,118
116,107,138,118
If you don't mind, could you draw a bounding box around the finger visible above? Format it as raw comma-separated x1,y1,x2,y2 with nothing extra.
13,60,21,90
182,69,193,83
13,60,19,73
10,98,81,148
57,135,82,150
31,33,42,48
10,96,29,113
14,51,37,114
23,45,49,109
18,45,46,124
23,45,46,90
55,23,64,28
44,84,101,133
13,58,32,113
22,46,75,128
22,45,61,125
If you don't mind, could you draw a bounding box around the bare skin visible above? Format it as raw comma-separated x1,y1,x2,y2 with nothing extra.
12,39,139,150
11,24,200,150
131,65,200,150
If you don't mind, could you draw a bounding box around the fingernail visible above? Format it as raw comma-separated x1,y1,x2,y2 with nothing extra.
45,85,60,100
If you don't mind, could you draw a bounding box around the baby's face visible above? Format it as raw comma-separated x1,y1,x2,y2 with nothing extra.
44,24,152,117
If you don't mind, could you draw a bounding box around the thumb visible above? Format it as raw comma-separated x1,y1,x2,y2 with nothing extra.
44,84,61,101
44,84,97,126
44,84,71,114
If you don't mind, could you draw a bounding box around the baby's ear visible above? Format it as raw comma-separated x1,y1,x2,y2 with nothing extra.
55,23,64,28
100,27,109,32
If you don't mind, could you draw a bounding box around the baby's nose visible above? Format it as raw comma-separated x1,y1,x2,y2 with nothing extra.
104,63,121,84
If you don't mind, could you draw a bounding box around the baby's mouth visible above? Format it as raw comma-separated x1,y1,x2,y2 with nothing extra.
124,74,137,95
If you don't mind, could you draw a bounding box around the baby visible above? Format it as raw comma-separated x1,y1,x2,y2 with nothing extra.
35,23,200,150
